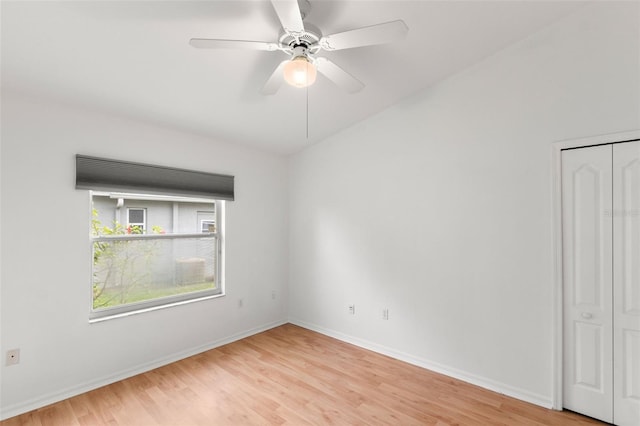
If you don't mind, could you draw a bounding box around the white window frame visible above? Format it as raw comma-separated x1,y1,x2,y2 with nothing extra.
89,192,225,322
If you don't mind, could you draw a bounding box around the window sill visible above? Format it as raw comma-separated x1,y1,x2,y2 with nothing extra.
89,292,225,323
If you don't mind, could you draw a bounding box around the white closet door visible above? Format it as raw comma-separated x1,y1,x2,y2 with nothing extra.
562,144,614,423
613,141,640,426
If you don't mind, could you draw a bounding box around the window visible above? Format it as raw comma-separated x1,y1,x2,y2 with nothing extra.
91,192,223,320
75,155,234,321
127,208,146,233
198,211,216,233
201,220,216,233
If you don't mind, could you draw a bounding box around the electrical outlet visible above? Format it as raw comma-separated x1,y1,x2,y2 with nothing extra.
348,304,355,315
6,349,20,366
238,298,244,308
271,290,276,300
382,308,389,320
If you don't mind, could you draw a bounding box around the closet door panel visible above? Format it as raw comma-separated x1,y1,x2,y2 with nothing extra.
562,144,614,423
613,140,640,426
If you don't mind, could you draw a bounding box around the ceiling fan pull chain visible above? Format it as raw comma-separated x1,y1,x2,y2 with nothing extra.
306,84,309,139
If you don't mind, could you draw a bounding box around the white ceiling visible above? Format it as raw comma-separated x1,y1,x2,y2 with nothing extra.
2,1,587,155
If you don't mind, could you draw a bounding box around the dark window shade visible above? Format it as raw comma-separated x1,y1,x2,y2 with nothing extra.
76,155,234,200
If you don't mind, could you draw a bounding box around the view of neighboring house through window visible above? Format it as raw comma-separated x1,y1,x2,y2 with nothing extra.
90,192,223,319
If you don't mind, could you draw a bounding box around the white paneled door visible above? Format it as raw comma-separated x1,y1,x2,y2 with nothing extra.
562,141,640,426
562,144,614,422
613,141,640,425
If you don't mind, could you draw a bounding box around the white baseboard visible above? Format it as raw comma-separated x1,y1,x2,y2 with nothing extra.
289,318,553,409
0,319,287,421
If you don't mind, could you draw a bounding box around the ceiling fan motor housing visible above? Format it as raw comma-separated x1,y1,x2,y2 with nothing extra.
278,23,322,56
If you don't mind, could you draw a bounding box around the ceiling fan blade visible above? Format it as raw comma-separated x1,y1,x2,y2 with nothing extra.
189,38,278,51
315,57,364,93
319,20,408,51
261,61,288,95
271,0,305,35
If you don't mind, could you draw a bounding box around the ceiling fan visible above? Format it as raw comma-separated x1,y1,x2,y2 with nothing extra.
189,0,408,95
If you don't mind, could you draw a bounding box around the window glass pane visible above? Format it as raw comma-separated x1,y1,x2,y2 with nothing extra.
92,237,217,310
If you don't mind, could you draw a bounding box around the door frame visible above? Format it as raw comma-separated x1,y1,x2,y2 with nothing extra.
551,129,640,411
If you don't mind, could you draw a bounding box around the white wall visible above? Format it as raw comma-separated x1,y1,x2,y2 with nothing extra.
288,2,640,407
0,92,289,418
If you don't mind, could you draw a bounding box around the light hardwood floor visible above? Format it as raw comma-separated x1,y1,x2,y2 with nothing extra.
1,324,602,425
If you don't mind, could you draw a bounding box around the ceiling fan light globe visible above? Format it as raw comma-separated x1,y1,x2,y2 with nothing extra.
284,56,317,88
